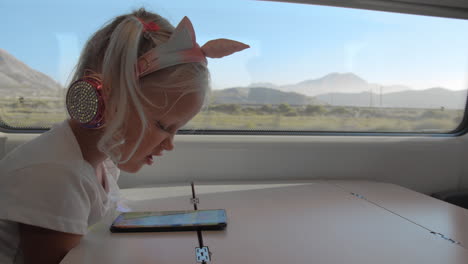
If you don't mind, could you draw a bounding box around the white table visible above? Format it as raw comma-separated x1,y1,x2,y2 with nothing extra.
61,181,468,264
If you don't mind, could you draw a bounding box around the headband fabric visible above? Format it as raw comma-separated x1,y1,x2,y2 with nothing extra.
136,16,249,78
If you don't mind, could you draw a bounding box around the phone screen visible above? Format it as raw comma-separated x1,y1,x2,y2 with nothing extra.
110,209,227,232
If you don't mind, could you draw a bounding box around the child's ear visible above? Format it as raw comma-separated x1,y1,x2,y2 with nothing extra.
201,39,250,59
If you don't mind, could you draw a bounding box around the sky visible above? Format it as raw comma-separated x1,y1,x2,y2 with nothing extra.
1,0,468,90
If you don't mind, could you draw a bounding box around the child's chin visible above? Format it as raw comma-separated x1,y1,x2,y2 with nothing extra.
117,163,143,173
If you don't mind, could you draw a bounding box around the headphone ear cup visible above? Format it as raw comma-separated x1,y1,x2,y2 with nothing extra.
66,78,105,128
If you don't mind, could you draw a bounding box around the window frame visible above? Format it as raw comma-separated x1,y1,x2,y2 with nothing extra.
266,0,468,20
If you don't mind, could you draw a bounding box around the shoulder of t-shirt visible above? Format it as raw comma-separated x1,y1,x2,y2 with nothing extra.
0,162,100,234
0,120,83,172
10,161,96,187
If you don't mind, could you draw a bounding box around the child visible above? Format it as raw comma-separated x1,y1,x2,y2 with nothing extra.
0,8,248,264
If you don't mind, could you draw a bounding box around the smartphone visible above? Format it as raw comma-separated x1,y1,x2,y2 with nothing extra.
110,209,227,233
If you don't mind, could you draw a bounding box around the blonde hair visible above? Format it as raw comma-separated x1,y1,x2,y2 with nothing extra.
69,8,210,163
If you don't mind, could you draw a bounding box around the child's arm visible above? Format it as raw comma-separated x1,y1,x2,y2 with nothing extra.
18,223,83,264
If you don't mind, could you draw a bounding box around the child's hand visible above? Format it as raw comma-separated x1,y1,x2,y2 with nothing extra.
202,39,250,58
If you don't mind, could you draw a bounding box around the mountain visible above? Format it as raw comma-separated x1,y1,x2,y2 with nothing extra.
316,87,467,109
0,49,62,97
1,51,464,110
210,87,324,105
248,82,278,89
274,72,411,97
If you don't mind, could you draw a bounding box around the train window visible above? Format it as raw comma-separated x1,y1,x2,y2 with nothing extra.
1,0,467,134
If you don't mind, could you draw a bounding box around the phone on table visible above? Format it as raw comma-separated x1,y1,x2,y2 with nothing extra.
110,209,227,233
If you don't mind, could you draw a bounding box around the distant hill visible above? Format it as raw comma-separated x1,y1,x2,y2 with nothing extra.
316,87,467,109
0,49,62,97
274,72,411,97
1,49,465,110
212,85,467,110
248,82,278,89
210,87,324,105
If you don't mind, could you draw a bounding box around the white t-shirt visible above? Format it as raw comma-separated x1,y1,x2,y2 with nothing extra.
0,120,120,264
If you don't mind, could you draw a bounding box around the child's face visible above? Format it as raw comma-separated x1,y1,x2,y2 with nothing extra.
117,91,204,173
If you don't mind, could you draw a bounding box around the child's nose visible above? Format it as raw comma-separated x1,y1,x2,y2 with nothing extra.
162,135,174,151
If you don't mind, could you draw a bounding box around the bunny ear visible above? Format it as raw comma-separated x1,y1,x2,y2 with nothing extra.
162,16,198,52
201,39,250,58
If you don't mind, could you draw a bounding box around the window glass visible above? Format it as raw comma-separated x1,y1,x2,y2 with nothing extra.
1,0,467,133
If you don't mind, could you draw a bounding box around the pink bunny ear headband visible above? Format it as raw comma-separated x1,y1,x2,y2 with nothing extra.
66,16,249,128
137,16,249,77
